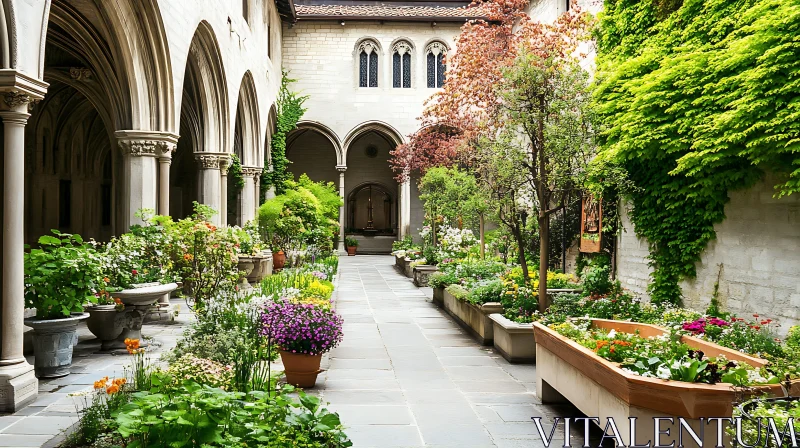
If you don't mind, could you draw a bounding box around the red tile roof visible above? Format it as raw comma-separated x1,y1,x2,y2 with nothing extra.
295,4,488,21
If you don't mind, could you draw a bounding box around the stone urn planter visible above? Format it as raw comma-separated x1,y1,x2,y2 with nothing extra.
280,350,322,388
246,254,268,284
533,319,796,447
86,305,125,351
24,313,89,378
402,258,414,278
412,265,438,287
442,288,502,345
273,250,286,271
262,250,274,277
489,314,535,363
237,256,256,287
106,282,178,350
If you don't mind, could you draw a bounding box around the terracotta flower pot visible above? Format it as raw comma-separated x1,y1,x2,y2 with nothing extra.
280,350,322,388
346,246,357,256
273,250,286,271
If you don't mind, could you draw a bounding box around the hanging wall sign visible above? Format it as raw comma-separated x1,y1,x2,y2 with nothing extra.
580,195,602,253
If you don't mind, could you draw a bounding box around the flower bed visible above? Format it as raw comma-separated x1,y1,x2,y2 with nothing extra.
443,286,502,345
534,318,797,446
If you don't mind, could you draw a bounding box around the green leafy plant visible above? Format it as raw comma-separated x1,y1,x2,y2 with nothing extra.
344,237,358,248
262,71,308,198
24,231,103,319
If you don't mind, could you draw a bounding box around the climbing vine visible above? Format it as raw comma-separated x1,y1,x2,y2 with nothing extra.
593,0,800,305
261,71,308,200
227,153,244,216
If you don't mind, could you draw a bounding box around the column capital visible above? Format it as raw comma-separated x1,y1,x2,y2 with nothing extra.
336,165,347,173
194,153,225,169
0,70,48,114
116,130,179,158
219,155,231,174
241,166,262,178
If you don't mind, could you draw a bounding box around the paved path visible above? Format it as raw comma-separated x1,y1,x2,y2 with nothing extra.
318,255,592,448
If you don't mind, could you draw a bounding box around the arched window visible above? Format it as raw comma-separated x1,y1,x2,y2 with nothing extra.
358,40,379,87
426,42,447,88
392,41,412,88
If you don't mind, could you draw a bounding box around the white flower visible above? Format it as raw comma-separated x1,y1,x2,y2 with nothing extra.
656,365,671,379
607,329,617,339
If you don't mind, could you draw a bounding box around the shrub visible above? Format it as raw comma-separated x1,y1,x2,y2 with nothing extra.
164,354,233,390
24,231,103,319
429,271,457,289
445,284,469,301
787,326,800,349
467,279,504,305
582,264,612,296
345,236,358,247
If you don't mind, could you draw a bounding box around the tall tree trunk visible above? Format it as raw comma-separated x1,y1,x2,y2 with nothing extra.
538,214,549,312
479,214,485,260
512,223,529,286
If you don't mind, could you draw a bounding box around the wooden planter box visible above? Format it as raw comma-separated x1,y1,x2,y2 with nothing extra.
432,287,444,308
534,319,796,447
443,289,502,345
413,265,438,287
489,314,535,363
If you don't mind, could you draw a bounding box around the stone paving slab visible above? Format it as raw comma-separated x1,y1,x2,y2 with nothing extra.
319,255,603,447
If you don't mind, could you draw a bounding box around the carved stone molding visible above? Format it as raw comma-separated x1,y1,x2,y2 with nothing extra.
194,154,223,169
119,140,174,157
336,165,348,173
392,40,413,56
69,68,93,81
218,155,231,174
426,41,448,56
4,92,31,109
241,166,262,177
157,142,176,159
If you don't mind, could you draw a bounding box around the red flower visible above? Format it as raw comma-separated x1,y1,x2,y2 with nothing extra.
132,269,138,275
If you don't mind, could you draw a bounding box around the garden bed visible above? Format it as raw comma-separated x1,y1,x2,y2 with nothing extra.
534,319,797,447
443,289,501,345
412,265,438,287
489,314,535,363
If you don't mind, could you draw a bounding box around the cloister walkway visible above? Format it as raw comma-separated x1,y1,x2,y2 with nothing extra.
318,255,593,448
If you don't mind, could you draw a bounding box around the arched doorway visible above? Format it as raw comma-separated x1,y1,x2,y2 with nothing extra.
229,72,260,226
342,121,403,253
285,121,342,186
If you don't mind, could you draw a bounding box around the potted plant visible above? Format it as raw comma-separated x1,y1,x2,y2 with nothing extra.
261,299,344,388
24,231,103,378
85,292,125,351
345,236,358,256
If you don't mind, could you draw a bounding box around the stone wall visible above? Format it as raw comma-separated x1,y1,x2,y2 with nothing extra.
616,175,800,333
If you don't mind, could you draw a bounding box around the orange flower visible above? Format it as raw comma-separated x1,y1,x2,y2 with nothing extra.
106,384,120,395
114,298,123,305
124,338,141,354
112,378,127,386
183,253,193,261
93,377,109,390
103,277,110,283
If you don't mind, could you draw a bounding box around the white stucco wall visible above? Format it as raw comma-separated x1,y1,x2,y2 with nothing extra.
617,175,800,333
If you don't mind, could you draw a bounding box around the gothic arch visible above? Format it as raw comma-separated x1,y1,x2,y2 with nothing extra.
234,71,261,166
183,21,229,154
342,121,404,161
288,120,343,165
264,103,277,168
0,0,15,69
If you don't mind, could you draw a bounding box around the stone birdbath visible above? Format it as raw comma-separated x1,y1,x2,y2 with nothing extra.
106,282,178,350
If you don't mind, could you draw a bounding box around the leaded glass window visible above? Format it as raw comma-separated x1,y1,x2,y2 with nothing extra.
426,41,447,88
358,40,379,87
392,41,412,88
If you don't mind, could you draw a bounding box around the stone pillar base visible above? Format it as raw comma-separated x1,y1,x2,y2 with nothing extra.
0,363,38,412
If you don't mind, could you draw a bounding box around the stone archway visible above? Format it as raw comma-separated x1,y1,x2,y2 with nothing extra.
171,21,230,224
342,121,404,253
230,72,260,226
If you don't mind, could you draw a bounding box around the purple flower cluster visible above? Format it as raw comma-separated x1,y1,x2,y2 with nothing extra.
311,271,327,281
260,299,344,355
682,317,730,335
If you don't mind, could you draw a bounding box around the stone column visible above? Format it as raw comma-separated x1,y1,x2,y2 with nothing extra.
336,165,347,254
400,178,412,238
194,153,223,225
264,165,275,201
157,142,176,216
116,131,178,228
0,91,40,411
219,155,230,227
241,167,260,224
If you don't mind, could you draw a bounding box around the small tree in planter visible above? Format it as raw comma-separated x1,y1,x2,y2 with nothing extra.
261,300,344,388
24,231,103,377
344,237,358,256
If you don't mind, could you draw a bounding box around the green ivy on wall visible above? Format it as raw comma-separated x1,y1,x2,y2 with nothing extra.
593,0,800,305
227,153,244,217
261,71,308,200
